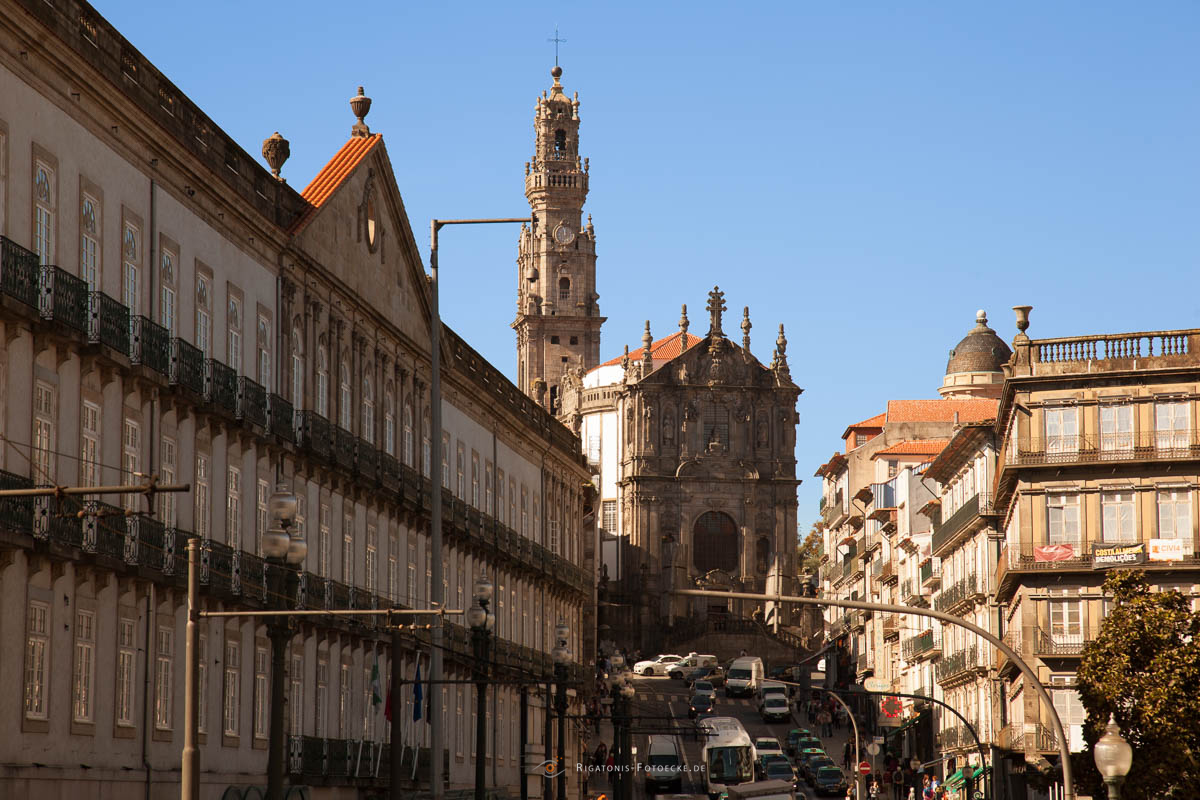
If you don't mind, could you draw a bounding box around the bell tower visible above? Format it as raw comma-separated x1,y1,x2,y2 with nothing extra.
514,65,605,413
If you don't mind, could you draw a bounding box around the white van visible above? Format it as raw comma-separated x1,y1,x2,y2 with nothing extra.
724,656,764,698
668,653,719,680
755,681,788,712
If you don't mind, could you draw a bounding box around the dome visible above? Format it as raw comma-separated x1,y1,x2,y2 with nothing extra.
945,310,1012,376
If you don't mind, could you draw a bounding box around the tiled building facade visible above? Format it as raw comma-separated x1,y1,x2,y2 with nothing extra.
0,1,590,798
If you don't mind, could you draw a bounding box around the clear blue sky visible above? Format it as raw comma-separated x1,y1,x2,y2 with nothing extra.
100,1,1200,533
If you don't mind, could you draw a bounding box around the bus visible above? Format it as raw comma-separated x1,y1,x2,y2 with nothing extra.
702,726,755,800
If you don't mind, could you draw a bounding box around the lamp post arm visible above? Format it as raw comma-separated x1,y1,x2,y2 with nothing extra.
673,588,1074,800
819,688,861,799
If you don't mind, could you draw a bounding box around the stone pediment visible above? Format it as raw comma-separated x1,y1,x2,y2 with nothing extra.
638,334,772,389
676,457,760,480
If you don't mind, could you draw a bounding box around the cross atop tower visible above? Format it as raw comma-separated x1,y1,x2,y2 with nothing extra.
548,25,567,67
707,287,727,338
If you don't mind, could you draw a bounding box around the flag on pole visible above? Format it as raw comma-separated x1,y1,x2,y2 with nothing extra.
412,661,423,723
370,654,383,709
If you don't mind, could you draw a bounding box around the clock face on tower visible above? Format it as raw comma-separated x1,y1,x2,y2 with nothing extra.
553,223,574,245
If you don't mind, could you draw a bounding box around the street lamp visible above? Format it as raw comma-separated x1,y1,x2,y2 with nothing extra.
263,484,304,800
552,621,572,800
469,571,494,800
1094,715,1133,800
606,658,635,800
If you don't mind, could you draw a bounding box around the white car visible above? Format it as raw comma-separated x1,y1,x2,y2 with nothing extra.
692,679,717,698
633,654,683,676
754,737,784,757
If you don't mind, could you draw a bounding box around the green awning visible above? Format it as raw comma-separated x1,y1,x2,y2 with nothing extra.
944,768,966,789
945,765,990,790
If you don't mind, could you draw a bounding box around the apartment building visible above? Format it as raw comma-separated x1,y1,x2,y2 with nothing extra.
0,1,590,797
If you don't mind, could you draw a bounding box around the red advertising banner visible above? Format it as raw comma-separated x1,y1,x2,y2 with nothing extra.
1034,544,1076,562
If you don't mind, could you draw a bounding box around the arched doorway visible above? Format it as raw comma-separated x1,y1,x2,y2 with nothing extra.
693,511,739,575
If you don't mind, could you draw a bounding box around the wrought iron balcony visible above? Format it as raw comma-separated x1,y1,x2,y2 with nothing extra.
356,440,378,483
126,516,165,568
378,452,400,491
333,426,356,472
902,629,940,661
39,265,88,333
0,236,40,308
296,411,333,460
237,376,268,428
1006,430,1200,467
201,539,235,595
1032,626,1090,657
920,558,940,588
932,493,994,556
130,316,170,374
204,359,238,414
934,644,988,684
88,291,129,354
170,338,205,395
882,614,900,639
82,500,128,560
933,572,980,613
267,394,295,442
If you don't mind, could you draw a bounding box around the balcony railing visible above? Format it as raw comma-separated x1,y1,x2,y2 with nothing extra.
932,493,993,555
902,629,940,661
39,265,89,332
933,572,979,613
267,394,295,441
920,558,939,588
934,644,988,684
205,358,238,414
856,651,874,674
901,578,922,604
378,452,400,491
170,338,205,394
0,236,40,308
237,376,268,428
333,426,356,472
296,410,333,459
1033,331,1192,365
130,316,170,374
1006,430,1200,467
88,291,129,353
1032,627,1089,657
356,439,378,483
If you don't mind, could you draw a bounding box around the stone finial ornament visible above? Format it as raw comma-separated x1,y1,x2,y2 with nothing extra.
261,132,290,181
679,304,689,339
620,345,631,383
774,324,791,380
741,306,752,351
1013,305,1032,335
641,321,654,377
350,86,372,138
706,286,726,338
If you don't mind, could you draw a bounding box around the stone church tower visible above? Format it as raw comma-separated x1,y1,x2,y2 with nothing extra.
514,66,605,411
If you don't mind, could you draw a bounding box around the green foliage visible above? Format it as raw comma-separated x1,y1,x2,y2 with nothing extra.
797,522,823,574
1075,570,1200,799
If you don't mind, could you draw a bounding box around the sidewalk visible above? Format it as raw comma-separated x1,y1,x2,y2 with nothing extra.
577,700,616,800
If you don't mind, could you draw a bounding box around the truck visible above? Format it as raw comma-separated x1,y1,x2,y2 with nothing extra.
725,656,764,698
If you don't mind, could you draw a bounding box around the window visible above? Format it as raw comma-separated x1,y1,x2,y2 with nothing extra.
122,223,140,315
442,433,451,490
316,656,328,737
384,390,395,455
289,654,302,734
520,487,528,537
569,336,578,346
339,358,352,429
1047,493,1081,545
1049,598,1083,645
703,404,730,451
362,667,372,738
407,543,416,606
34,162,54,264
550,519,560,554
116,619,136,727
510,479,517,530
485,461,494,515
388,531,399,601
887,460,898,478
471,452,480,507
1051,675,1086,752
160,248,177,334
253,646,268,740
558,276,570,300
316,345,329,418
342,511,354,585
24,601,50,719
223,639,240,736
425,549,432,606
456,442,465,498
80,194,99,290
1156,401,1190,453
550,335,560,345
1158,489,1192,539
402,401,414,466
226,466,242,550
366,525,377,593
160,438,177,527
256,314,270,387
587,435,600,465
854,432,867,448
256,479,269,557
1100,404,1133,457
196,274,212,357
338,663,351,737
497,470,506,525
291,325,304,411
122,419,140,513
33,382,55,484
362,376,375,444
1045,406,1079,458
155,627,174,730
455,687,464,756
227,296,242,373
422,413,432,476
197,634,208,734
1101,492,1136,543
319,504,331,577
602,500,617,532
195,454,210,539
80,401,100,487
73,610,96,723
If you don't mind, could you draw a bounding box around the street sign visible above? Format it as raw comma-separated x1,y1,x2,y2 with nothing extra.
811,671,826,682
866,742,881,756
859,761,872,776
864,677,889,693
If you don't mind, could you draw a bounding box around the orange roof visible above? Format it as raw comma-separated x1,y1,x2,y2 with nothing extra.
290,134,382,233
872,440,950,458
841,411,886,440
885,398,998,424
599,331,704,368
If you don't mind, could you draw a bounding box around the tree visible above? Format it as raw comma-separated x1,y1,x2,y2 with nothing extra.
1075,570,1200,799
796,522,823,575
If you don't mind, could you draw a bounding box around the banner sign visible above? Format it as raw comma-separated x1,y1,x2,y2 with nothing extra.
1034,544,1075,562
1092,542,1146,569
1149,538,1186,562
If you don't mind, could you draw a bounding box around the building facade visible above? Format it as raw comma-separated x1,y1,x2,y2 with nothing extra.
0,2,590,797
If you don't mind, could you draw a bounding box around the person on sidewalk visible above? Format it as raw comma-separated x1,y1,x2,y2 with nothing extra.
843,740,854,771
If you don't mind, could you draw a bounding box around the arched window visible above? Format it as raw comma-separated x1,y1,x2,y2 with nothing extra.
316,344,329,418
362,374,375,444
291,324,304,411
554,129,566,154
384,387,396,456
692,511,739,574
403,401,414,466
558,277,570,301
756,537,771,575
339,357,352,429
421,410,432,476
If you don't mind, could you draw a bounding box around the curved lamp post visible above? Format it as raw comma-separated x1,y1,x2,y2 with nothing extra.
552,621,572,800
1093,715,1132,800
468,571,494,800
263,485,304,800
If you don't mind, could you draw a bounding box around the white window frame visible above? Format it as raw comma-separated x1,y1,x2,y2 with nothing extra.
122,418,140,513
384,390,395,456
160,437,177,527
402,401,414,466
338,663,351,738
319,503,331,577
256,479,269,557
366,524,377,593
160,247,178,334
471,452,480,508
80,193,99,290
116,618,136,727
34,162,54,265
81,401,101,487
1049,599,1083,646
196,273,212,357
291,326,304,411
1099,403,1133,457
33,382,55,485
362,375,375,444
24,601,50,720
289,653,303,734
1044,406,1079,459
342,512,355,585
256,313,271,387
316,345,329,418
316,656,328,737
122,222,140,315
155,627,174,730
227,295,243,373
1047,493,1081,546
1156,401,1191,453
223,639,241,737
195,454,210,540
253,646,269,740
456,442,464,498
1157,488,1192,540
73,609,96,723
485,461,494,515
339,359,352,430
1101,491,1136,543
227,465,242,550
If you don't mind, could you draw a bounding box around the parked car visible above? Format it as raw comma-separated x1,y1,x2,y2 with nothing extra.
796,736,823,752
668,653,719,680
687,665,725,688
802,753,835,783
692,679,717,698
785,728,812,756
633,654,683,676
761,694,791,723
644,735,684,794
688,693,715,719
813,765,848,796
754,737,784,758
756,754,800,789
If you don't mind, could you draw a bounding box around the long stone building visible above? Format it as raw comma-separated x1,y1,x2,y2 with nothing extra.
0,1,590,797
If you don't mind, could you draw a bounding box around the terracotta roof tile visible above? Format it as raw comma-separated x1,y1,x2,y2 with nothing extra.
841,411,886,440
290,134,382,234
885,398,998,424
598,331,704,368
872,440,950,458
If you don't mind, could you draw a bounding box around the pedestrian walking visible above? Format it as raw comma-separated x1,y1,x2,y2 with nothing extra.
843,740,853,771
606,752,616,788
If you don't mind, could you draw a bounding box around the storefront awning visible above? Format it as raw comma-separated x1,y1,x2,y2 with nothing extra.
944,764,990,790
